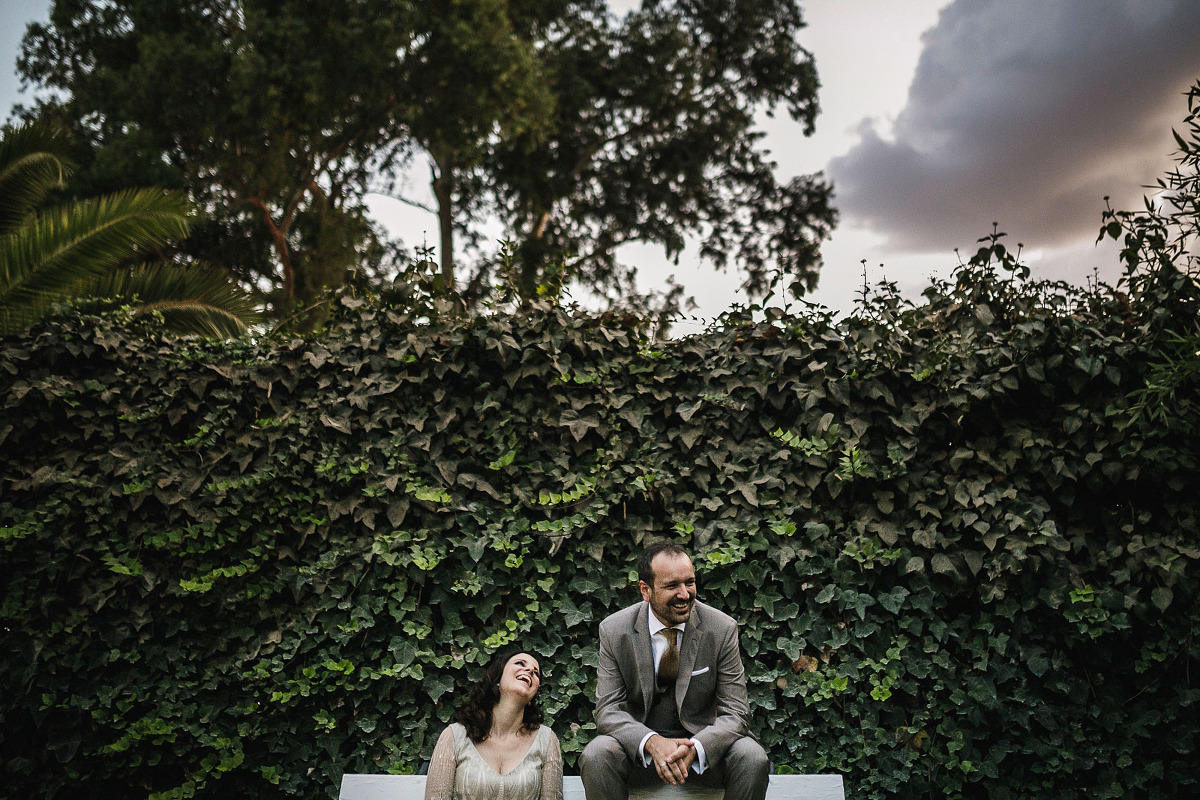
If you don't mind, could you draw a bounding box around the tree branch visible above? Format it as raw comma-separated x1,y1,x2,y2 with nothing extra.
368,186,437,215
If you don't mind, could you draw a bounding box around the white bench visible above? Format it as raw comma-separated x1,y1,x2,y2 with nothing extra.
339,774,845,800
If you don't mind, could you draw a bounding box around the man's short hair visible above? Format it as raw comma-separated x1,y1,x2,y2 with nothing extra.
637,541,689,586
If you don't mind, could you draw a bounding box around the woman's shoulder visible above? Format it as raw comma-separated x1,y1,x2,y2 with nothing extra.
437,722,468,746
535,725,560,747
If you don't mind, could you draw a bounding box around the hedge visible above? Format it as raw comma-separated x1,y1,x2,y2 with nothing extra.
2,256,1198,799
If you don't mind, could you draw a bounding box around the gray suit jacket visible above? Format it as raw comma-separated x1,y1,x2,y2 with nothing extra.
594,600,751,767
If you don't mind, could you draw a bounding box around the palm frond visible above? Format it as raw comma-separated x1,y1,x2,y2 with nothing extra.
80,262,260,338
0,300,45,337
132,300,255,338
0,124,255,340
0,122,74,231
0,188,191,305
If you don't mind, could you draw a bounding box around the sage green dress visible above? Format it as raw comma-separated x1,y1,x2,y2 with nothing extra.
424,723,563,800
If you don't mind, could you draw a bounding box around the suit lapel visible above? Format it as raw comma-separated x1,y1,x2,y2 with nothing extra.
633,602,654,714
676,602,704,708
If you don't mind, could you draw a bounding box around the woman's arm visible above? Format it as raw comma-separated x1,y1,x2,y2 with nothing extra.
539,728,564,800
423,726,458,800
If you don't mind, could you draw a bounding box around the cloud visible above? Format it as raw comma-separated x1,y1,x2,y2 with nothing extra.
828,0,1200,253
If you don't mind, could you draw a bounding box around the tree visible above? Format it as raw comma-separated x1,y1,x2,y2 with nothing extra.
0,122,257,337
21,1,837,317
392,0,557,292
1098,79,1200,430
418,0,837,305
365,0,837,308
18,0,419,317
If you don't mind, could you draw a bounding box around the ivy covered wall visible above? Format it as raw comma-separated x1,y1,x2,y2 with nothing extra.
2,264,1198,800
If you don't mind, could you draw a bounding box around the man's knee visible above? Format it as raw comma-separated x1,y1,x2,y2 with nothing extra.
720,737,769,800
725,736,769,775
580,734,626,774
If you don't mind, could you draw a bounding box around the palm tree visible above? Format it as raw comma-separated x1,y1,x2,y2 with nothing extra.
0,122,258,337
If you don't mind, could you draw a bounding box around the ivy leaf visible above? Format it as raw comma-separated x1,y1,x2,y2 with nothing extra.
1026,650,1050,677
851,593,875,620
390,639,417,670
731,478,758,506
679,427,703,450
560,410,599,441
878,587,909,614
425,673,454,703
1152,587,1173,612
387,499,409,528
931,554,956,575
559,598,589,629
458,473,501,500
776,636,803,661
618,405,648,428
319,414,351,435
677,399,704,422
466,537,489,562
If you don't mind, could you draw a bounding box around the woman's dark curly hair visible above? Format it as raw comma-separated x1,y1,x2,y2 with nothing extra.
457,645,544,743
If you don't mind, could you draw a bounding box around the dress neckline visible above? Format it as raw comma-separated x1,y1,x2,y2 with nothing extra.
465,725,542,777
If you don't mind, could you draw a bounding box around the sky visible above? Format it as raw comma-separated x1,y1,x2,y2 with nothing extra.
4,0,1200,326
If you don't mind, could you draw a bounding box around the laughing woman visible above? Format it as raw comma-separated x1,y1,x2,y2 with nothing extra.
424,646,563,800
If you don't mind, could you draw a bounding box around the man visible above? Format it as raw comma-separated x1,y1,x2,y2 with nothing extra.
580,542,769,800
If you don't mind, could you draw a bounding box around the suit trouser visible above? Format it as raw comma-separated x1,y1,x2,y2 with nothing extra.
579,733,769,800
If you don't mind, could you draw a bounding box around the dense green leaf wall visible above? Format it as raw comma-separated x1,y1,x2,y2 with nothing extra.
2,271,1198,799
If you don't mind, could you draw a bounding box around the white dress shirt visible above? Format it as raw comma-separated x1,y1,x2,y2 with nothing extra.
638,606,708,773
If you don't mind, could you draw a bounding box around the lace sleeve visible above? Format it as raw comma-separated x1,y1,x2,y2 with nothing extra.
539,728,564,800
423,726,458,800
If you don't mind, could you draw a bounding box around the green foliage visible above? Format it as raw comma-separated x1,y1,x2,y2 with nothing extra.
467,0,837,304
0,122,258,337
1098,80,1200,434
18,0,419,315
2,237,1198,799
19,1,836,317
396,0,557,290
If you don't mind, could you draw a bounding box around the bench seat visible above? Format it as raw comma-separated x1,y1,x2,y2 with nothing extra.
339,773,845,800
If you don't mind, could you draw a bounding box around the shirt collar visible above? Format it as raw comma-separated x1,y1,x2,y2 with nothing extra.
646,604,686,636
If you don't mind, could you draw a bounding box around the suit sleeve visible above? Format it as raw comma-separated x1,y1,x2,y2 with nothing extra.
594,619,654,761
688,620,750,765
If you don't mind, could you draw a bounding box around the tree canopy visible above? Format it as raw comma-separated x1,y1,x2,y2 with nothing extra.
473,0,837,304
19,0,418,316
18,1,836,317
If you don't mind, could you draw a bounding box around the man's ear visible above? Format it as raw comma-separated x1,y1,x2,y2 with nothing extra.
638,580,652,603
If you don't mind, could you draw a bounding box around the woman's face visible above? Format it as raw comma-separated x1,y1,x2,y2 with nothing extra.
498,652,541,701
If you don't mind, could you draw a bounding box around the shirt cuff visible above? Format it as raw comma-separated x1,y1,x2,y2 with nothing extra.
691,739,708,774
638,732,655,767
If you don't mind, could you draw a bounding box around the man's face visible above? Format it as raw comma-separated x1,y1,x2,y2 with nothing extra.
639,551,697,626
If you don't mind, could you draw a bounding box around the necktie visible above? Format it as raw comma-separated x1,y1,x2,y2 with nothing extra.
658,628,679,687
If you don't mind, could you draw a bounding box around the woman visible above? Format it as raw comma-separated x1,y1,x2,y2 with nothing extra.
424,646,563,800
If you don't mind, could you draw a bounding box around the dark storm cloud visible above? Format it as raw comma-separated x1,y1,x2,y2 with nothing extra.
828,0,1200,253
